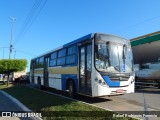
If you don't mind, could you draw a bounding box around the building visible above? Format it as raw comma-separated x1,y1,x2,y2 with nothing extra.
13,70,26,79
131,31,160,64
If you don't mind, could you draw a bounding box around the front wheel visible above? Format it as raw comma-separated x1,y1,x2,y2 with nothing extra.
68,80,76,98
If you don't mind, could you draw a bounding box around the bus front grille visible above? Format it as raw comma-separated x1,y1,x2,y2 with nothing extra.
109,76,129,81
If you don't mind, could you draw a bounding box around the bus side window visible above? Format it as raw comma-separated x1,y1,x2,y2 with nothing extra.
66,45,76,65
68,45,76,55
50,52,57,67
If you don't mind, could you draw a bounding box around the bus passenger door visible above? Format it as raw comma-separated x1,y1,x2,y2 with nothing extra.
31,61,36,83
79,44,92,95
44,56,50,87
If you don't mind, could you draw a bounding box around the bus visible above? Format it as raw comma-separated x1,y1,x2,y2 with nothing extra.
30,33,135,97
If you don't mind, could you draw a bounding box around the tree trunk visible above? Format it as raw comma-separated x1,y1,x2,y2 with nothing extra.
7,74,10,86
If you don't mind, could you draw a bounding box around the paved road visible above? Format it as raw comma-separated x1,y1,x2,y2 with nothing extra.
0,92,21,120
39,84,160,119
87,87,160,120
115,88,160,111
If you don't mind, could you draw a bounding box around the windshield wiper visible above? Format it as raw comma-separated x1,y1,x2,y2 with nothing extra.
106,41,111,66
123,44,127,64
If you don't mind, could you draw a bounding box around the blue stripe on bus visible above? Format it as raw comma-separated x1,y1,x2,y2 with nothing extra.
102,76,120,87
61,74,78,92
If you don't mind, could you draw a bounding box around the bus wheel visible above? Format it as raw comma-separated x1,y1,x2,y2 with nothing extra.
37,76,41,89
158,83,160,89
68,80,76,98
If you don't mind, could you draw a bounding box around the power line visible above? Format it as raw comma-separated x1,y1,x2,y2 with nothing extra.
13,0,43,46
0,47,9,49
14,48,37,57
13,0,47,46
13,0,38,44
0,47,36,59
26,0,48,34
113,15,160,34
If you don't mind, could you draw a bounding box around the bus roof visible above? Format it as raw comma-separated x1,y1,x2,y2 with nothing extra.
63,33,93,47
31,32,128,60
31,33,94,60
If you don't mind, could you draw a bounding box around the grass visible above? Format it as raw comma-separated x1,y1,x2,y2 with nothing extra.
0,84,135,120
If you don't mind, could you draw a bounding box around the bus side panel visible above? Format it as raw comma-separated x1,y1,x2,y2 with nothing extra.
48,66,78,90
48,74,61,90
33,74,43,85
34,75,38,84
34,69,44,85
47,74,78,91
61,74,78,92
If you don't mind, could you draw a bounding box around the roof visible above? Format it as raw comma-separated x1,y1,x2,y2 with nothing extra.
130,31,160,47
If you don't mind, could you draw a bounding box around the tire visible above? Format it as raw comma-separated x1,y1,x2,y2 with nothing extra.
37,76,41,89
68,80,76,98
158,83,160,89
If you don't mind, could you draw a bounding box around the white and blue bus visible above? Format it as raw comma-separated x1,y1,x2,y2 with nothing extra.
30,33,135,97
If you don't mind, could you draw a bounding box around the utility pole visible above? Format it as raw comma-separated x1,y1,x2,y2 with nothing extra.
8,17,16,86
9,17,16,59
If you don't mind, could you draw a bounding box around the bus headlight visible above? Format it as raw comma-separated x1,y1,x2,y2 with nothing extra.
98,79,102,84
102,81,106,85
95,78,106,86
95,78,98,82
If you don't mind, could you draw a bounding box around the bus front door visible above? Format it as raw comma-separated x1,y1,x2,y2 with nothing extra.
44,56,50,87
79,44,92,95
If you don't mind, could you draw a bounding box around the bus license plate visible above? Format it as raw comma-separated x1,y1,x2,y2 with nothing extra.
116,89,123,93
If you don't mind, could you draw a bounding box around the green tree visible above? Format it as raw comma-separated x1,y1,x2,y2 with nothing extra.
0,59,27,86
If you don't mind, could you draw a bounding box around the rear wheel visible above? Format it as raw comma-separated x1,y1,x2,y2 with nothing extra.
37,76,41,89
68,80,76,98
158,83,160,89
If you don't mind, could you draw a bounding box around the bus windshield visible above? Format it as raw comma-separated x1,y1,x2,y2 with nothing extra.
95,37,133,73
